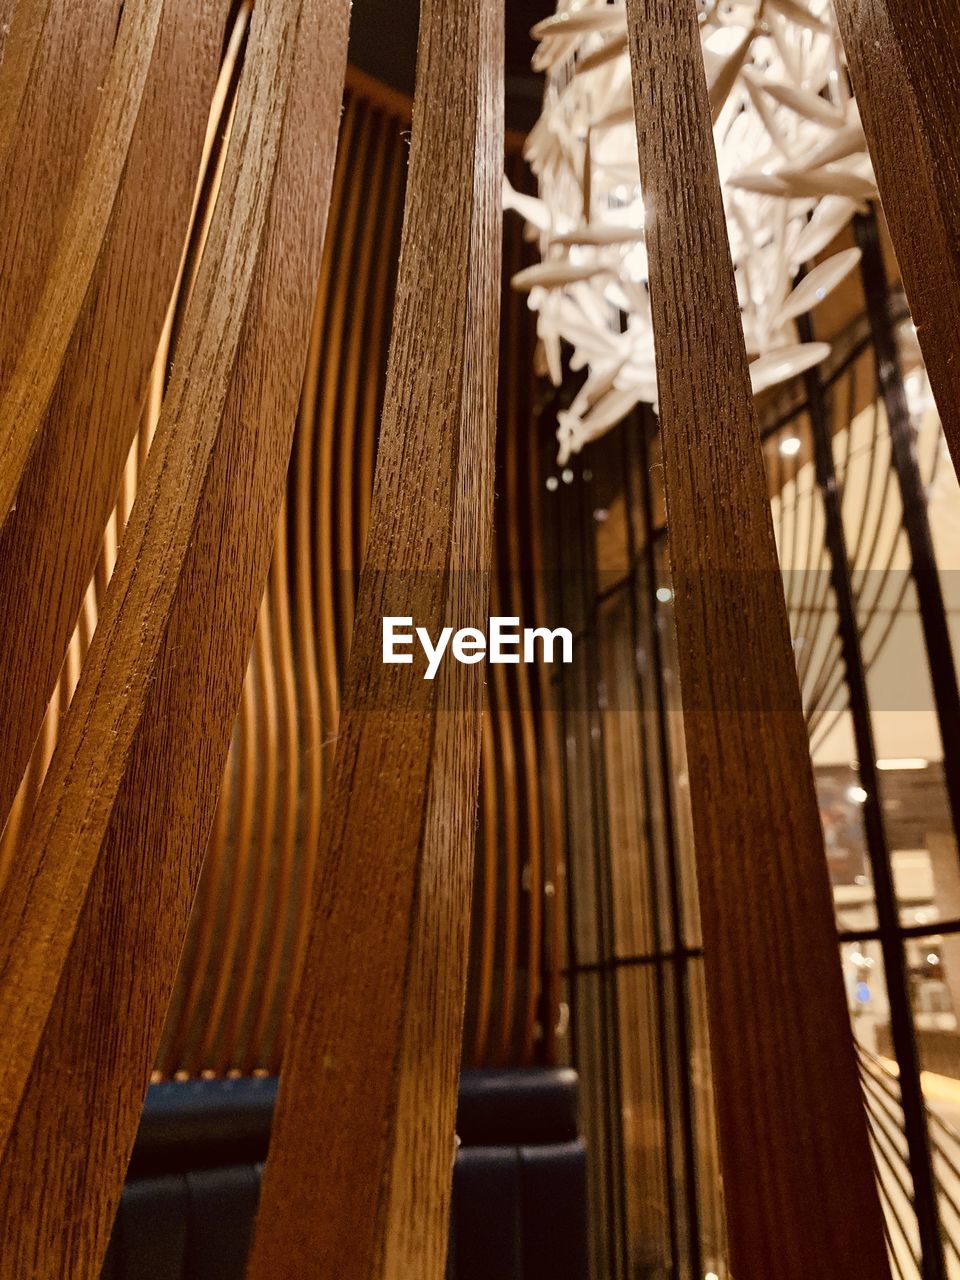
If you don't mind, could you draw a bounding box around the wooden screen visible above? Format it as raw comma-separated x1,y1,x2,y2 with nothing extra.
1,0,957,1276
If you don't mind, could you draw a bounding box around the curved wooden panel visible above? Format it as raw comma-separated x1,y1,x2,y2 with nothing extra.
0,0,350,1271
247,0,503,1273
0,0,120,389
0,0,167,513
833,0,960,476
315,99,371,757
0,0,52,161
0,0,230,835
623,1,889,1276
337,118,391,659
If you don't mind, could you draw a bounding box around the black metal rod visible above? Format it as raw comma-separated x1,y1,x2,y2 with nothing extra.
799,314,947,1280
855,210,960,844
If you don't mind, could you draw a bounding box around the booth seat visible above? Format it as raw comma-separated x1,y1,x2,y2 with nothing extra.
101,1068,588,1280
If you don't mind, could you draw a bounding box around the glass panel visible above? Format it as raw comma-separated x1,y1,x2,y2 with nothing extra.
814,748,878,932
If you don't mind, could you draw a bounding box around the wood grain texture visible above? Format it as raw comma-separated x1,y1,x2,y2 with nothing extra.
0,0,120,388
0,0,229,837
247,0,503,1274
0,0,349,1271
832,0,960,474
0,0,165,513
623,2,891,1275
0,0,51,160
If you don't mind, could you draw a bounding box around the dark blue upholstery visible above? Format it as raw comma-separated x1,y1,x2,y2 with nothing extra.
102,1069,587,1280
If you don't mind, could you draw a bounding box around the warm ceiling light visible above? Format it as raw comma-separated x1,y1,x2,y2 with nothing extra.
847,785,868,804
508,0,873,463
779,435,802,457
876,758,928,771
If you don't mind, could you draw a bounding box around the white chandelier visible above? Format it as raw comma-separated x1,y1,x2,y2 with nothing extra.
506,0,874,464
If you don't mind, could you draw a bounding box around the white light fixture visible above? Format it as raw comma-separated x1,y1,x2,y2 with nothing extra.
847,785,868,804
655,586,674,603
876,758,928,771
779,435,802,457
508,0,874,463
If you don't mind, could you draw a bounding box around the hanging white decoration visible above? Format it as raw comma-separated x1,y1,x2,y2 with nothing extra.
507,0,874,464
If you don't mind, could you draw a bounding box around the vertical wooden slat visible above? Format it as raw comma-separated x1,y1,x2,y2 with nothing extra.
247,0,503,1274
832,0,960,474
271,96,358,1060
244,499,300,1071
316,100,371,753
472,709,499,1064
0,0,230,833
0,0,350,1271
623,2,890,1276
337,115,391,659
491,567,521,1064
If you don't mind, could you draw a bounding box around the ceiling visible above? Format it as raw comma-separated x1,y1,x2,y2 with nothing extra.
349,0,551,132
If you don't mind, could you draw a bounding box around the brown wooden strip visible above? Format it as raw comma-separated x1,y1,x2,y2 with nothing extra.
623,2,890,1275
491,564,521,1065
0,0,120,391
337,114,391,661
0,0,230,832
271,96,358,1063
503,222,543,1066
247,0,503,1273
0,0,51,161
0,0,350,1269
471,708,499,1065
245,500,300,1071
527,362,564,1064
0,0,167,512
201,665,257,1071
316,101,372,754
357,133,405,557
832,0,960,474
228,599,279,1070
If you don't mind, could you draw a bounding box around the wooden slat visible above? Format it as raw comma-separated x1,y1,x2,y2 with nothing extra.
337,114,391,660
623,2,890,1276
832,0,960,474
0,0,52,160
247,0,503,1273
0,0,165,512
491,565,521,1064
472,709,499,1063
0,0,350,1271
0,0,229,833
0,0,120,387
244,499,300,1071
271,95,358,1058
316,100,371,754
